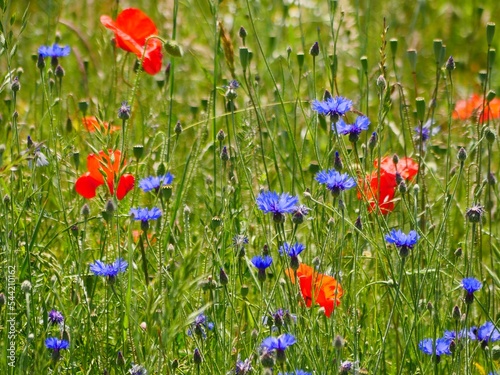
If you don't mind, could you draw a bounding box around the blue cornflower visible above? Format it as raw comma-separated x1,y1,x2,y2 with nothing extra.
252,255,273,270
312,96,353,120
279,242,305,270
334,115,370,142
279,371,312,375
261,333,296,363
130,207,162,230
138,172,174,193
443,330,465,340
235,357,252,374
45,337,69,360
252,255,273,282
315,169,356,197
89,258,128,279
38,44,71,58
187,313,214,339
385,229,420,257
48,309,64,325
462,277,482,304
256,191,298,223
418,337,452,356
470,322,500,345
129,364,148,375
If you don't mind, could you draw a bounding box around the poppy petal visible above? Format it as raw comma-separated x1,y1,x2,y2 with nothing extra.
75,172,103,199
117,173,135,200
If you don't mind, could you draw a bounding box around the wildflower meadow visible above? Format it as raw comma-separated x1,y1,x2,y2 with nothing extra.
1,0,500,374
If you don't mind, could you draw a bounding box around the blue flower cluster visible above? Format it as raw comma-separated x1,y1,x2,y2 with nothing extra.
315,169,356,197
385,229,419,257
335,115,370,142
256,191,298,223
90,258,128,279
312,96,352,119
38,44,71,58
139,172,174,192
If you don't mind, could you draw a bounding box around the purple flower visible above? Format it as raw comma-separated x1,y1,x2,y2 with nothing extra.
418,337,452,356
385,229,419,257
264,308,297,328
462,277,482,304
315,169,356,196
261,333,296,354
251,255,273,270
130,207,162,223
462,277,482,293
415,120,440,142
139,173,174,192
279,242,306,257
279,371,312,375
45,337,69,359
334,115,370,142
48,309,64,325
312,96,353,119
470,322,500,344
38,44,71,58
90,258,128,278
256,191,298,223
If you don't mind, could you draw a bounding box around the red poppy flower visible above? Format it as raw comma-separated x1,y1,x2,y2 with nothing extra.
75,150,135,200
82,116,120,134
453,94,500,122
358,156,418,214
100,8,163,75
285,263,343,317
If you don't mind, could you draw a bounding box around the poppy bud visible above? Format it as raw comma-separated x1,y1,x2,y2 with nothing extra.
333,335,345,349
240,284,249,297
355,216,362,231
164,40,183,57
486,90,496,103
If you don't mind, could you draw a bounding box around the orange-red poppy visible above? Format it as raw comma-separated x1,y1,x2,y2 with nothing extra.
286,263,343,317
75,150,134,200
82,116,120,134
453,94,500,122
101,8,163,75
358,156,418,214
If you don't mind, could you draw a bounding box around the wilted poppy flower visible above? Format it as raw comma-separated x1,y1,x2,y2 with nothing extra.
101,8,163,75
285,263,343,317
453,94,500,122
358,156,418,214
75,150,135,200
82,116,120,133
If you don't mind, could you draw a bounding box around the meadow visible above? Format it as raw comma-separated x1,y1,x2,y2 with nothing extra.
1,0,500,374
